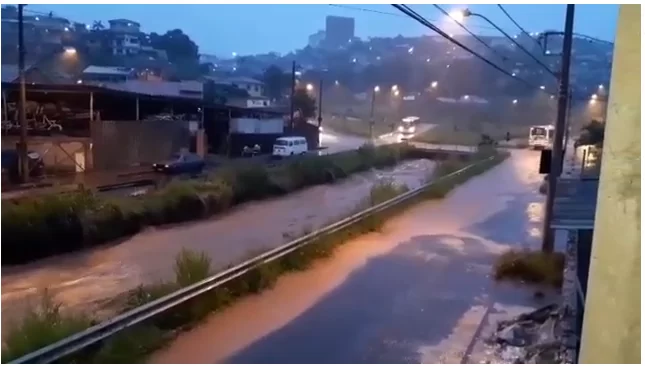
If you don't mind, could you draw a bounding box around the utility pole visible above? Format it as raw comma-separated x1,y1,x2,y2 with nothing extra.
541,4,575,252
289,61,296,130
317,79,323,149
317,79,323,128
369,89,376,144
18,4,29,183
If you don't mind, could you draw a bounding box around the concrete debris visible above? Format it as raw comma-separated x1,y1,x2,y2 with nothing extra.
487,304,570,363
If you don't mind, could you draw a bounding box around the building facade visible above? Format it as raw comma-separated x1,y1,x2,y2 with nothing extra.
325,16,354,49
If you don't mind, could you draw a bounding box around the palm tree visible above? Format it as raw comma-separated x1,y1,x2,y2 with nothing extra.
91,20,104,31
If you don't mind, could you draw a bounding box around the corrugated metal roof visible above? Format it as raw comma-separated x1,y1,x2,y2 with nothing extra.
1,64,19,83
99,80,203,98
551,178,599,230
83,66,134,76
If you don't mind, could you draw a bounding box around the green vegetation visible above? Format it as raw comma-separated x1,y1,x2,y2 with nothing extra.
322,116,394,138
413,121,528,146
492,249,566,288
2,149,508,364
2,144,410,265
1,291,93,363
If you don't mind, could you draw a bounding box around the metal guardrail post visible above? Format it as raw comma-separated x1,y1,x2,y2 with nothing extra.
9,152,500,364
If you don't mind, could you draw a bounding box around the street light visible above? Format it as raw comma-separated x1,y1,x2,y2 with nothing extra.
334,80,339,86
391,85,398,92
453,8,555,78
591,93,598,100
540,85,546,90
431,81,438,88
512,99,518,104
393,90,400,97
448,9,465,22
374,85,380,92
64,47,77,55
306,83,314,92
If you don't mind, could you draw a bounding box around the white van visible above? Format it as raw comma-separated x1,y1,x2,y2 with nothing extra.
272,136,308,157
528,125,555,150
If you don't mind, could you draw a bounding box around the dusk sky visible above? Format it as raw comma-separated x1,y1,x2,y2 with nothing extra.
27,4,619,57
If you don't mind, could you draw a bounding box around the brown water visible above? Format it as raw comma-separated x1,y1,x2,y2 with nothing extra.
150,149,551,364
1,159,435,336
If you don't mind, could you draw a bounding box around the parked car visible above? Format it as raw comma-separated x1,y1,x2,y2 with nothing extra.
152,152,205,175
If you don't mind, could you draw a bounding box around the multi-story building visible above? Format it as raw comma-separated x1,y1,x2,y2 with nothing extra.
108,19,142,56
325,16,354,49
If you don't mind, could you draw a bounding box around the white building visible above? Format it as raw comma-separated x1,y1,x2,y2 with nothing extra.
224,77,265,98
108,19,142,56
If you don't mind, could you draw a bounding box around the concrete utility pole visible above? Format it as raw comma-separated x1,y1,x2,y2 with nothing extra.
541,4,575,252
578,5,641,363
18,4,29,183
289,61,296,130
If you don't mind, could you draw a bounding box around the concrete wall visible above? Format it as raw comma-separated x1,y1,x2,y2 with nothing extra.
91,119,191,170
579,5,641,364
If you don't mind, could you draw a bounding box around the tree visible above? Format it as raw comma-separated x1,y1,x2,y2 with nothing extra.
149,29,199,64
292,89,317,120
262,65,291,100
577,119,605,147
91,20,104,31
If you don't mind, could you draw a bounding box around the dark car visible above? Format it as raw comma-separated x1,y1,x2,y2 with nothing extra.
152,153,205,175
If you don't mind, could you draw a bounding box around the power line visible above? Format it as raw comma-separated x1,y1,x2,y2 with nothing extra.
460,9,559,79
496,5,544,50
391,4,553,95
433,4,510,64
328,4,500,32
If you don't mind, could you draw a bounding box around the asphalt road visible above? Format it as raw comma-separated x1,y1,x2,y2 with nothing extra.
151,149,556,364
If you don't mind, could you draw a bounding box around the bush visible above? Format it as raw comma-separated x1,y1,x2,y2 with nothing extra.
493,249,565,288
174,248,212,288
0,144,427,266
1,291,93,363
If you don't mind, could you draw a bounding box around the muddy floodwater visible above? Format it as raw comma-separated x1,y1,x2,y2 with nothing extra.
1,159,435,337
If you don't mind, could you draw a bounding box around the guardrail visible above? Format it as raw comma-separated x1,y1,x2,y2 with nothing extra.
9,153,497,364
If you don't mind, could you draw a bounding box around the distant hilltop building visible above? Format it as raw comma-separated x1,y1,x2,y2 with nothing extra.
325,15,354,49
308,30,325,48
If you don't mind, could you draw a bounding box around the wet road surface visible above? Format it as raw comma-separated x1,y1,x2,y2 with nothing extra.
1,158,435,336
151,149,552,364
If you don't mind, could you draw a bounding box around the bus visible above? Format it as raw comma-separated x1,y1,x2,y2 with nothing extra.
398,116,419,140
528,124,555,150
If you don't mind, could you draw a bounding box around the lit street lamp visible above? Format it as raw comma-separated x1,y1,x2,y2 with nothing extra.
334,80,339,86
373,85,380,93
431,81,438,88
393,90,400,97
512,99,518,104
391,85,398,91
63,47,77,55
306,83,314,92
540,85,546,90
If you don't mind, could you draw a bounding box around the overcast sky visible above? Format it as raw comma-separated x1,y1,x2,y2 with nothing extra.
27,4,619,57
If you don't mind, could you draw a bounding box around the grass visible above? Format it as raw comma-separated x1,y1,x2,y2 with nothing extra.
1,290,93,363
2,144,413,266
2,149,509,363
414,121,529,146
492,249,566,288
323,116,394,138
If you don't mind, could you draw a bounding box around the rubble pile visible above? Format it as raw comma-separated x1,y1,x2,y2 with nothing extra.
485,304,574,363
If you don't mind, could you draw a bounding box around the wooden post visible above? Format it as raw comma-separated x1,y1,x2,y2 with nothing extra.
89,92,94,121
135,97,140,121
578,4,641,363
